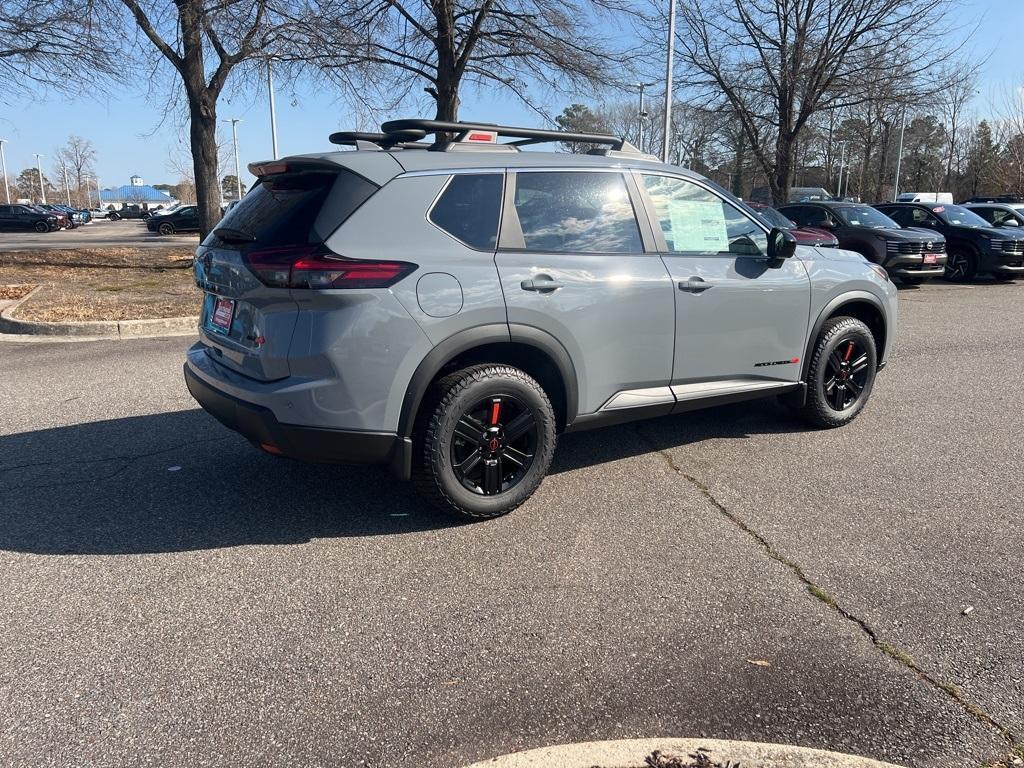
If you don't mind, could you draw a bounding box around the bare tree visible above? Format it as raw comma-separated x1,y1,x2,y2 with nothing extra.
0,0,116,101
111,0,298,236
54,136,97,206
295,0,640,122
671,0,965,203
938,72,977,188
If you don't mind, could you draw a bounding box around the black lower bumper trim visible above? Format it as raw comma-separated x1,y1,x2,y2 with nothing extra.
184,364,397,465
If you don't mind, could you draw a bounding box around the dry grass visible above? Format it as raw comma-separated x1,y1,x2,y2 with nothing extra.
0,249,201,322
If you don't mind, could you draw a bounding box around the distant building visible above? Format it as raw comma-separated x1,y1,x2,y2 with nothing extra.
99,175,175,209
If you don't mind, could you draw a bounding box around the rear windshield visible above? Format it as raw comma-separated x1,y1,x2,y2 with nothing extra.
203,169,377,249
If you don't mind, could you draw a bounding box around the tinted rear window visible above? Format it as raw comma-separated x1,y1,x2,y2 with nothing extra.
204,169,377,249
429,174,502,250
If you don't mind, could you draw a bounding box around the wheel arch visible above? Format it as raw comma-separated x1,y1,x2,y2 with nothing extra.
397,323,578,443
801,292,887,382
391,324,578,481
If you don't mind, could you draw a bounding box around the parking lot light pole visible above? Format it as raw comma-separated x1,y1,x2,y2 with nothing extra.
893,106,907,201
661,0,676,163
0,139,10,203
636,82,656,154
223,118,242,201
62,166,72,206
33,153,46,204
268,60,279,160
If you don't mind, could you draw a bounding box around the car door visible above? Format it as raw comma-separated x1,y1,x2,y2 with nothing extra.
495,169,676,417
0,205,12,230
179,206,200,231
635,172,811,404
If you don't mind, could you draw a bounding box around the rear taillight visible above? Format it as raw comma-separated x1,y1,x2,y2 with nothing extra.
242,244,416,289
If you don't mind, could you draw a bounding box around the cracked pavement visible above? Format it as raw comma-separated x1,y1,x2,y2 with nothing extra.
1,279,1022,767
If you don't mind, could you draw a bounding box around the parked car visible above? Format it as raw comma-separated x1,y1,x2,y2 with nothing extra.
961,202,1024,228
38,204,83,228
109,205,152,220
87,208,112,220
53,204,90,224
895,192,953,204
747,202,839,247
779,201,946,284
0,204,60,232
184,119,897,520
960,195,1024,205
749,186,834,205
26,205,68,229
147,205,199,235
874,202,1024,281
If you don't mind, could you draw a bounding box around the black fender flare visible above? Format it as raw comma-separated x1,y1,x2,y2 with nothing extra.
390,323,579,479
800,291,887,383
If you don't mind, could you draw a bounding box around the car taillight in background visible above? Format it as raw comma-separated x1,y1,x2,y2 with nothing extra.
242,244,416,289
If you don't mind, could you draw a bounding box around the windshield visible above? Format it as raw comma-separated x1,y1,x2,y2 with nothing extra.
934,205,990,227
835,205,899,229
755,206,795,229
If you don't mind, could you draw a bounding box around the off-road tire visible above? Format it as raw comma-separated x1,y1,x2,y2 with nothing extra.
414,364,557,521
797,316,877,429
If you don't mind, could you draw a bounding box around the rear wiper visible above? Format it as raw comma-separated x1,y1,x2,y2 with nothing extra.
214,226,256,243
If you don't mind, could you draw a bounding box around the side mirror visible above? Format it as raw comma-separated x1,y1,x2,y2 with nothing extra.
767,227,797,261
999,219,1019,227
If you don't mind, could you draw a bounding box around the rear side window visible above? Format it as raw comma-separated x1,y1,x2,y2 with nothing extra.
204,169,376,249
512,171,641,253
429,173,503,250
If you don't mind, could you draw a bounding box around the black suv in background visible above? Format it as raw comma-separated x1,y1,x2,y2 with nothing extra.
0,204,60,232
147,205,200,235
875,202,1024,281
778,201,946,284
962,202,1024,228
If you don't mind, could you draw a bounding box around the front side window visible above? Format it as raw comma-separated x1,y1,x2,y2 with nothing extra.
642,174,766,255
429,173,502,250
512,171,641,253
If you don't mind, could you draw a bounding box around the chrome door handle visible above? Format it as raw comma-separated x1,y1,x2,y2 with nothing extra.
521,277,564,293
678,277,713,293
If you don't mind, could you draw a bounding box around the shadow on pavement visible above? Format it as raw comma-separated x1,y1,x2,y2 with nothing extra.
0,398,806,556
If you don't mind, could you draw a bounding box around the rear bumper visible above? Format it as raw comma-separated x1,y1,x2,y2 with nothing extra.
184,362,398,465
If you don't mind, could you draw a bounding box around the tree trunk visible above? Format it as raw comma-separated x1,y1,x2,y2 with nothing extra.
732,130,746,196
433,67,460,122
188,100,221,238
772,133,796,205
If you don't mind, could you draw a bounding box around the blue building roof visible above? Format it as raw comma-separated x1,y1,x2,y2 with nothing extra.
100,184,173,203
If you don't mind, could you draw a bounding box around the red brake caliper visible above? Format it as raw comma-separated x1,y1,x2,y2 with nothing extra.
489,399,501,426
843,341,855,362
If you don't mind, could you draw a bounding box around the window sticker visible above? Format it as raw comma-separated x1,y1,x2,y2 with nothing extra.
668,198,729,252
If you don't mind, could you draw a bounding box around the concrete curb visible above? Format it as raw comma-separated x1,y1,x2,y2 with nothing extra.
464,738,905,768
0,285,197,340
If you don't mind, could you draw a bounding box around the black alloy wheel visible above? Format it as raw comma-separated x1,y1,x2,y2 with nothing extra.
33,220,48,233
158,221,175,235
416,364,557,520
450,394,538,496
945,250,976,281
823,338,871,411
796,315,877,428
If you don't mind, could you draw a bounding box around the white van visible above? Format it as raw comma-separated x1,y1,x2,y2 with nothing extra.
896,192,953,204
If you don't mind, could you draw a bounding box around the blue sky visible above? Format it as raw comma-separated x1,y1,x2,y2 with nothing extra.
1,0,1020,193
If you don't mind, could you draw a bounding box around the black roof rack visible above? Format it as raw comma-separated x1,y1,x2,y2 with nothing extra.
328,118,645,155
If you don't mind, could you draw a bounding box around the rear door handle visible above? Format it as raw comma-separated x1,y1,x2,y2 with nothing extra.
679,277,713,293
521,277,564,293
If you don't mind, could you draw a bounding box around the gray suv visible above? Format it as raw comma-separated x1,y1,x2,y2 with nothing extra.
184,119,897,520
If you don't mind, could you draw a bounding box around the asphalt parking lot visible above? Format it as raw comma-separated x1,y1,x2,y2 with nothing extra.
0,219,199,251
1,279,1022,768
